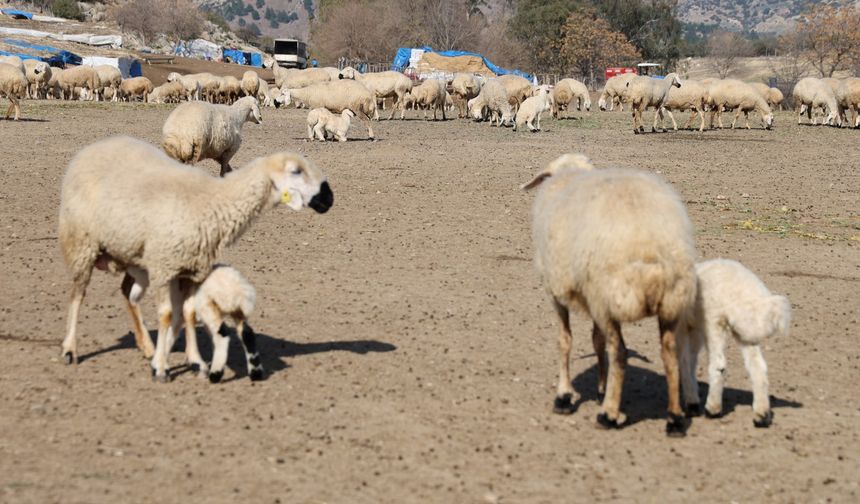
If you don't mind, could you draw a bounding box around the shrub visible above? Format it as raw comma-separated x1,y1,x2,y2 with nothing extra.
51,0,84,21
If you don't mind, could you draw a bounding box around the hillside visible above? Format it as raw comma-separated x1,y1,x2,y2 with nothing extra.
678,0,858,34
201,0,315,40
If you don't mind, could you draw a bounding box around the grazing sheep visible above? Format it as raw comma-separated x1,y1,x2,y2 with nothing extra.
338,66,413,120
220,75,242,104
278,80,377,139
307,107,354,142
148,81,185,104
678,259,791,428
58,66,102,101
467,78,512,126
451,73,483,118
410,78,447,120
707,79,774,130
513,87,551,132
625,73,682,133
598,73,636,111
661,79,708,132
22,59,50,99
93,65,121,102
835,77,860,128
522,153,696,436
273,66,335,89
792,77,840,126
748,82,784,111
58,136,334,380
46,66,63,99
497,74,533,112
550,78,591,119
167,72,203,101
0,55,24,71
119,76,153,102
162,96,262,176
0,62,28,120
241,70,262,98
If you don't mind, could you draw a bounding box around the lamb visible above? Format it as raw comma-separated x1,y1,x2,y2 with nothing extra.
409,78,447,120
522,153,697,436
678,259,791,428
338,66,413,120
241,70,262,98
148,81,185,104
792,77,840,126
513,86,551,132
707,79,774,130
58,135,334,381
624,73,682,133
167,72,203,101
661,79,708,132
119,76,153,102
467,78,513,126
496,74,533,112
748,82,784,110
598,73,636,111
161,96,262,176
278,80,377,139
0,62,28,120
306,107,354,142
450,73,483,118
22,59,50,99
835,77,860,128
93,65,121,102
57,65,102,101
550,78,591,119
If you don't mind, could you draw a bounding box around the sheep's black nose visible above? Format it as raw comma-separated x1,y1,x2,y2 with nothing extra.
338,74,344,80
309,181,333,213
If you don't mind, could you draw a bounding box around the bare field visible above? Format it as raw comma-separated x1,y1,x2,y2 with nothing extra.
1,101,858,503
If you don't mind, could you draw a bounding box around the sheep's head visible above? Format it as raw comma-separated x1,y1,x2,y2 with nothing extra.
342,109,355,118
167,72,179,82
237,96,262,124
274,88,291,107
339,66,356,80
521,154,594,190
254,153,333,214
666,73,682,88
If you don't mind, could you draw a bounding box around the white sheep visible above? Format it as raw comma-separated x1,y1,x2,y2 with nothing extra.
58,135,334,381
278,80,377,139
550,78,591,119
46,66,63,99
792,77,840,126
513,87,551,132
496,74,533,113
148,81,185,104
0,55,24,71
748,82,784,111
220,75,242,104
598,73,636,111
241,70,261,98
678,259,791,428
22,59,50,99
625,73,682,133
57,66,102,101
307,107,354,142
708,79,774,130
119,76,153,102
93,65,121,102
451,73,483,118
0,62,28,120
409,78,447,120
835,77,860,128
167,72,203,101
338,66,413,120
467,78,512,126
522,153,697,436
273,66,334,89
661,79,709,132
162,96,262,176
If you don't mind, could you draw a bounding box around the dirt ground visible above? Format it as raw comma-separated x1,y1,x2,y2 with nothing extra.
0,100,858,504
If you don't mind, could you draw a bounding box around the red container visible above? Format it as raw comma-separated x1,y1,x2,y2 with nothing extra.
605,67,636,80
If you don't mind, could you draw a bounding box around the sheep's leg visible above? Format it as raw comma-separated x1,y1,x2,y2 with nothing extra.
631,106,639,133
552,299,575,414
667,110,679,131
238,321,264,381
703,322,728,418
150,280,184,382
741,344,772,427
314,124,327,142
120,272,154,358
61,282,87,365
307,123,315,141
659,318,687,436
596,319,626,428
204,309,229,384
535,112,541,131
181,286,208,377
591,323,607,397
697,110,705,132
678,325,702,416
717,105,725,129
744,110,751,129
731,109,741,129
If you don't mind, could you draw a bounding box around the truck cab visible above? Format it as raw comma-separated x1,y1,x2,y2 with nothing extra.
273,39,308,69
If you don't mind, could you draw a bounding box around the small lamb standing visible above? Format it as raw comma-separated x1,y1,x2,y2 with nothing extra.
162,96,262,176
306,107,354,142
22,59,51,99
678,259,791,428
513,86,551,132
522,153,697,436
0,62,29,120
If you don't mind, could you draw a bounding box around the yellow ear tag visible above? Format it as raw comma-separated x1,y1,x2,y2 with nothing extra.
281,191,292,205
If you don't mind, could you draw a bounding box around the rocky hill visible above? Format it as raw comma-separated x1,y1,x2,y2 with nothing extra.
201,0,315,40
677,0,857,34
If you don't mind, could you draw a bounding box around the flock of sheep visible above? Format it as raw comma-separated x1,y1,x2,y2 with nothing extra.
0,56,812,437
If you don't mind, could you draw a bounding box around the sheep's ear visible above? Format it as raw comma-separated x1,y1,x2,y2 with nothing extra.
520,170,553,191
521,153,594,191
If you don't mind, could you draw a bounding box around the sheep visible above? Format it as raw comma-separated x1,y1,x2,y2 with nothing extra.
57,65,102,101
835,77,860,128
467,78,513,126
409,78,447,120
0,62,28,120
93,65,121,102
220,75,242,104
625,73,682,133
307,107,354,142
277,80,377,139
338,66,413,120
0,55,24,72
119,76,153,102
550,78,591,119
706,79,774,130
241,70,262,98
792,77,840,126
148,81,185,104
451,73,483,118
522,153,696,436
46,66,63,99
748,82,784,111
58,135,334,381
273,66,334,89
678,259,791,428
22,59,50,99
162,96,262,176
167,72,203,101
598,73,636,111
496,74,533,112
661,79,708,132
513,87,551,132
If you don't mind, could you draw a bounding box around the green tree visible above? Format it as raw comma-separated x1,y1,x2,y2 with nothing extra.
593,0,682,69
508,0,586,72
256,0,264,8
51,0,84,21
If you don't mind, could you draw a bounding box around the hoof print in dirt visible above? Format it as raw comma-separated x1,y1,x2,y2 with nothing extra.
666,414,688,438
552,393,575,415
596,413,624,429
753,410,774,428
208,370,224,384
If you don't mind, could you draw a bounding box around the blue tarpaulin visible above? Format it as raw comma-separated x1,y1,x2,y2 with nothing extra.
0,49,66,67
391,46,532,80
3,38,81,65
222,48,263,68
1,9,33,20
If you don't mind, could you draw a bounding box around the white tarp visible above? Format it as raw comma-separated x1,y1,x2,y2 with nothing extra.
0,26,122,47
81,56,139,78
408,48,425,68
181,38,220,59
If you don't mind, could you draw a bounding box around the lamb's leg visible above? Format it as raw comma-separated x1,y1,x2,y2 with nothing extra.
552,299,575,414
741,344,772,427
238,321,264,381
314,124,326,142
200,301,229,384
181,285,208,377
596,319,626,428
659,318,687,436
704,322,728,418
697,110,705,132
307,123,315,141
591,323,607,397
631,106,639,133
121,272,154,358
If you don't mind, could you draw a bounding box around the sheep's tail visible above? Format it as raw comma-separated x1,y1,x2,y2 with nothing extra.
161,134,195,163
728,294,791,345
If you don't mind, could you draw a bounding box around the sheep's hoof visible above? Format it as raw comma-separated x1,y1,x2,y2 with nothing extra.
596,412,624,429
633,129,640,135
151,370,169,383
666,414,688,437
62,351,75,365
753,410,774,428
552,393,575,415
704,408,722,419
208,370,224,384
685,403,702,418
249,367,265,382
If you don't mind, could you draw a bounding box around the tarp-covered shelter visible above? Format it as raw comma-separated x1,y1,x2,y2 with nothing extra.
222,48,263,67
81,56,142,78
3,38,81,65
392,46,532,80
1,9,33,20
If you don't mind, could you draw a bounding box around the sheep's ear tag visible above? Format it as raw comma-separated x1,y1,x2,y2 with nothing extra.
281,191,292,205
